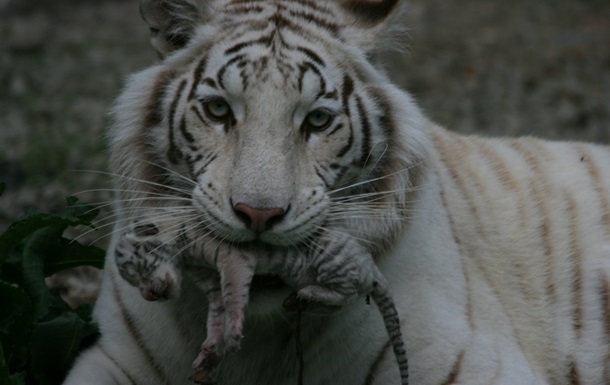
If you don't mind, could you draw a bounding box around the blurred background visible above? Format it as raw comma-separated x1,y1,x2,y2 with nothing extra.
1,0,609,233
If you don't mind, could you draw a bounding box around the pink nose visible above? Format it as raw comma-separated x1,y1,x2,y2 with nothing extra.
233,203,286,233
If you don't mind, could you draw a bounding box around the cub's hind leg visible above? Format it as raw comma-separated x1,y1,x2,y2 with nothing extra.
189,267,226,373
189,242,258,372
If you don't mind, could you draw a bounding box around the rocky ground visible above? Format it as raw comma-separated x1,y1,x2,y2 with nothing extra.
1,0,609,249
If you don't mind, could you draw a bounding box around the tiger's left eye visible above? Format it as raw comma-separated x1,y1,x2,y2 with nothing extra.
203,98,231,121
304,110,333,131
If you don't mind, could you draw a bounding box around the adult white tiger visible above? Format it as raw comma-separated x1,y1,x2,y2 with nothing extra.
63,0,610,384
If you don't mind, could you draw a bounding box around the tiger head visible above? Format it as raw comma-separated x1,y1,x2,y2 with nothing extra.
110,0,429,258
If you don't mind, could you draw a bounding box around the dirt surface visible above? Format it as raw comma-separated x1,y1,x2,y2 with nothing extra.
1,0,609,234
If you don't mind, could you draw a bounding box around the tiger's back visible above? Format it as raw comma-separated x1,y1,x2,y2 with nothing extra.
63,0,610,384
425,126,610,383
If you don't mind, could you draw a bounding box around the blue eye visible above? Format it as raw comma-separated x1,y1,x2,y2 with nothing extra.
203,98,231,120
305,110,333,131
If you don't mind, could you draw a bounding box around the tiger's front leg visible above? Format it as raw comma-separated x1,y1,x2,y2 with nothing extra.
114,220,183,301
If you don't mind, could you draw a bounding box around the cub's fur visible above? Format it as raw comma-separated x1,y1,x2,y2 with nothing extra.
114,217,409,383
63,0,610,384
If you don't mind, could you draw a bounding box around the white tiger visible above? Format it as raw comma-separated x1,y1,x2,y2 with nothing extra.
63,0,610,384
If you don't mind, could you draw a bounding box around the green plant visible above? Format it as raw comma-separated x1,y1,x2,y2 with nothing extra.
0,182,105,385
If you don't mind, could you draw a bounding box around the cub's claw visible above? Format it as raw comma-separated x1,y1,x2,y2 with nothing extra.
192,348,222,372
189,368,216,385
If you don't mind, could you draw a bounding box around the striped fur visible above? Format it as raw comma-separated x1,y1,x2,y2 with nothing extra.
63,1,610,384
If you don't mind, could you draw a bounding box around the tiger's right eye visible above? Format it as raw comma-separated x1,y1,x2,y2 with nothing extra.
303,109,334,132
203,98,232,121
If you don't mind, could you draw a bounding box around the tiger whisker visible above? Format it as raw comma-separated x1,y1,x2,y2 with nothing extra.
78,210,203,246
328,162,423,196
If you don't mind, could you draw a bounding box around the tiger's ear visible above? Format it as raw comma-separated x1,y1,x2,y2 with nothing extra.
140,0,211,57
339,0,407,53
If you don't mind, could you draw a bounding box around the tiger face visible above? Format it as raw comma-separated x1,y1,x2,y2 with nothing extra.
112,0,426,256
174,43,352,246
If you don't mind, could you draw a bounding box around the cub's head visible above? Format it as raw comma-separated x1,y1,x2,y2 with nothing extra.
110,0,429,257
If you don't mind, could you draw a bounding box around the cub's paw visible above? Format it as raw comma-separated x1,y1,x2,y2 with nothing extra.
139,262,182,301
114,220,183,301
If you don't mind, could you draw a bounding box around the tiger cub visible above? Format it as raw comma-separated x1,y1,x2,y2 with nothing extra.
62,0,610,384
114,217,409,383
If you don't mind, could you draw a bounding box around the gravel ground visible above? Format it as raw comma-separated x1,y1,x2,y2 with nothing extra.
1,0,609,233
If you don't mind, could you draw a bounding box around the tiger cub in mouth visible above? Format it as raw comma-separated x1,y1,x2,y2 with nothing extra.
62,0,610,384
114,217,408,383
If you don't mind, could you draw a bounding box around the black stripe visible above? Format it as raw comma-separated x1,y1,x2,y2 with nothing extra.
569,359,582,385
194,154,218,177
356,96,372,167
368,87,395,138
314,165,332,189
298,62,325,96
188,55,209,101
202,154,218,171
144,71,176,129
217,54,247,89
337,75,355,158
134,61,182,197
439,350,465,385
281,0,334,16
324,90,339,100
179,116,195,143
225,33,275,56
342,75,354,112
168,80,188,164
191,105,206,124
284,8,340,35
202,77,217,88
296,46,325,67
187,154,203,177
337,123,354,158
342,0,400,26
326,123,344,138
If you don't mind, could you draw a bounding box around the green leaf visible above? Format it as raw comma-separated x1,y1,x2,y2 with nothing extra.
0,197,99,264
1,342,27,385
0,281,33,375
0,192,103,384
43,238,105,276
0,280,31,333
20,226,66,320
30,312,99,385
